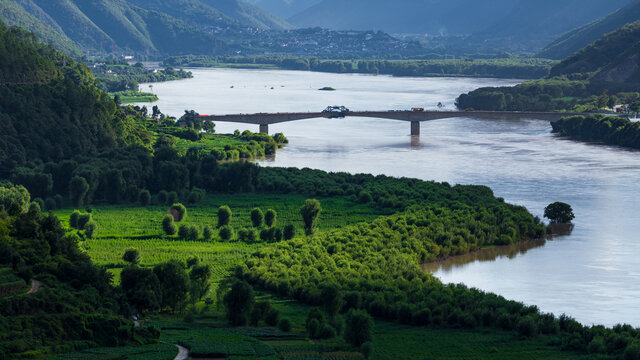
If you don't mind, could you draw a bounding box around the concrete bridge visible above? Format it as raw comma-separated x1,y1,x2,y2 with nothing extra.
198,110,585,135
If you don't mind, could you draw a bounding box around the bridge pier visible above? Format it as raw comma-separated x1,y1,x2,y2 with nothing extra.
411,121,420,136
259,124,269,134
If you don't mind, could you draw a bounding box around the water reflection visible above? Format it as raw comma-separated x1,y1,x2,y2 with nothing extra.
410,135,421,149
422,238,548,273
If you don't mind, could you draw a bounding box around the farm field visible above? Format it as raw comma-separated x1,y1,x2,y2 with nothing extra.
54,193,387,285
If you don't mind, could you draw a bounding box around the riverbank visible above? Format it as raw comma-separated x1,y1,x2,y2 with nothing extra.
164,55,556,80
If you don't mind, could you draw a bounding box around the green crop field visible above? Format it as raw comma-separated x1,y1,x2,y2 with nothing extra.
54,193,387,285
48,343,178,360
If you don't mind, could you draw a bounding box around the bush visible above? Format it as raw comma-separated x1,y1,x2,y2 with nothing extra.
307,319,320,338
33,197,44,210
78,213,92,229
217,205,232,227
265,209,277,227
202,225,214,241
277,318,292,332
170,203,187,222
69,210,80,229
123,248,141,265
138,190,151,206
251,208,264,227
44,197,56,211
162,215,177,235
265,308,280,326
187,187,206,204
516,316,537,338
167,191,178,205
344,309,373,347
274,228,283,241
84,220,97,238
157,190,168,204
283,224,296,240
187,225,200,240
317,323,337,339
247,228,258,242
178,224,189,239
219,226,233,241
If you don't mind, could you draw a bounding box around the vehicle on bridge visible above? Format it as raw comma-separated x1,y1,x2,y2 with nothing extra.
322,105,350,118
411,107,424,112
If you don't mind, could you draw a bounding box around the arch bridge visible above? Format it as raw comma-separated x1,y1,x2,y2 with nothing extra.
198,110,585,135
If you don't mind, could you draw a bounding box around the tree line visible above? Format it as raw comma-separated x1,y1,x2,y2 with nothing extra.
552,114,640,150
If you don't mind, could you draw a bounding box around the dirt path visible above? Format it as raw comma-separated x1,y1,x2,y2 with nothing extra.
27,280,42,294
174,344,189,360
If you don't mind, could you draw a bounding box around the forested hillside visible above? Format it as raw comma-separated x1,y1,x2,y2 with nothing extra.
0,20,150,175
540,0,640,60
457,20,640,112
245,0,321,18
0,0,230,56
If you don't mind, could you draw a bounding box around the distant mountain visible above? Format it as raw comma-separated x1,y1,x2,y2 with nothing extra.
127,0,291,30
539,0,640,59
288,0,628,51
245,0,321,19
550,21,640,83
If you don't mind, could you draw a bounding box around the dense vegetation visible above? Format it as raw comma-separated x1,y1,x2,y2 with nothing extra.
552,114,640,149
457,21,640,112
165,55,555,79
93,60,192,93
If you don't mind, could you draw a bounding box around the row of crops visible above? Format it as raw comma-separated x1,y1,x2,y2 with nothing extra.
48,343,178,360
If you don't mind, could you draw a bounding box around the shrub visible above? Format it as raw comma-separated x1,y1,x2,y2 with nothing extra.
274,228,283,241
344,309,373,347
202,225,214,241
187,225,200,240
157,190,168,205
178,224,189,239
317,323,337,339
123,248,141,265
138,190,151,206
78,213,92,229
265,209,277,227
265,308,280,326
251,208,264,227
163,214,177,235
219,226,233,241
69,210,80,229
217,205,232,227
187,187,206,204
170,203,187,222
44,197,56,211
84,220,97,238
33,197,44,210
237,228,249,241
307,318,320,338
300,199,322,235
516,316,537,338
29,202,40,213
167,191,178,205
278,318,292,332
247,228,258,242
283,224,296,240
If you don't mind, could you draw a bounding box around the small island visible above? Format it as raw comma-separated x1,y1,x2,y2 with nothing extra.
318,86,336,91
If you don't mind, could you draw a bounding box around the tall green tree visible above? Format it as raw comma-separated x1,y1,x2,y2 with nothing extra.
300,199,322,235
224,280,255,326
153,260,189,312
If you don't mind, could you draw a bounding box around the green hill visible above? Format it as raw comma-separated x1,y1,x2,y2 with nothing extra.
0,19,149,173
0,0,229,56
540,0,640,60
550,21,640,82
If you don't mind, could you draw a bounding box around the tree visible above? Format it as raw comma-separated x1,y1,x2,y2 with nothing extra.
278,318,292,332
84,219,97,238
138,189,151,206
251,208,264,227
544,202,575,224
300,199,322,235
321,284,343,317
224,280,255,326
202,225,214,241
344,309,373,348
170,203,187,222
154,260,190,312
123,248,141,265
120,266,161,313
189,264,211,306
219,226,233,241
178,224,189,239
69,210,81,229
163,214,177,235
283,224,296,240
69,176,90,207
265,209,277,228
218,205,232,227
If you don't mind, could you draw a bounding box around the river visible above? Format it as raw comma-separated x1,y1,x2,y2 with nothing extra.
139,68,640,327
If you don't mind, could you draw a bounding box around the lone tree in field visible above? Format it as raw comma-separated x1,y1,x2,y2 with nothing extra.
162,214,177,235
218,205,232,227
265,209,277,228
300,199,322,235
251,208,264,228
544,202,575,224
224,280,255,326
69,176,89,207
123,248,141,265
344,309,374,348
169,203,187,222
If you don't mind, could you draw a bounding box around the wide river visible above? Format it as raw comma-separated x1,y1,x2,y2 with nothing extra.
141,68,640,327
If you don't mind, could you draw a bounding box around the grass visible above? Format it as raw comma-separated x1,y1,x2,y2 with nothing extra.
110,90,159,103
55,193,386,285
48,343,178,360
172,133,254,155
